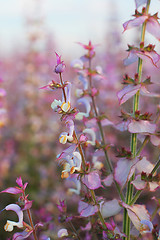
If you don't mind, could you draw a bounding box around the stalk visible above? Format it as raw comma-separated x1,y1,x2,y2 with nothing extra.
88,58,125,202
59,74,107,230
22,192,38,240
60,73,67,102
123,1,151,239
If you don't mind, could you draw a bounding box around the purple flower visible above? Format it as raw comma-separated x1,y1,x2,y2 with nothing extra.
54,52,66,74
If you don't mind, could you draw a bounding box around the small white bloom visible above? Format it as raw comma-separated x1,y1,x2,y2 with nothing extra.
4,204,23,232
57,228,68,238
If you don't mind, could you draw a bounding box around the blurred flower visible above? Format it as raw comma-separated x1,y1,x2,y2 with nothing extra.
57,228,68,238
83,128,96,146
75,97,91,120
78,200,98,217
54,52,66,74
59,151,82,179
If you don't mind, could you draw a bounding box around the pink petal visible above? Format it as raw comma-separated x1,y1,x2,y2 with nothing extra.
55,52,61,65
101,118,114,127
13,230,33,240
81,222,91,231
117,84,140,105
135,0,147,8
0,187,23,195
22,200,33,211
101,199,122,218
122,203,150,231
131,175,146,190
150,135,160,146
136,50,160,67
102,174,113,187
23,182,28,190
115,121,129,132
57,144,77,161
141,90,160,98
123,15,148,32
149,182,160,192
114,158,135,187
128,120,156,134
140,219,153,233
78,201,98,217
124,51,139,66
135,157,154,174
81,171,102,190
146,17,160,41
0,88,6,97
16,177,23,188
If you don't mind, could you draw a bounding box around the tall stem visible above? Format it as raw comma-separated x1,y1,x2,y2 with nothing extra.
22,192,38,240
59,73,67,102
88,58,125,202
59,75,107,230
123,1,151,239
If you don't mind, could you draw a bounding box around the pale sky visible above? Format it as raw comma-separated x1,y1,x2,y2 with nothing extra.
0,0,159,58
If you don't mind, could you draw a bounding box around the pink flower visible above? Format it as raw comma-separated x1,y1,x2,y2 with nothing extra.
124,45,160,67
78,200,98,217
12,229,33,240
54,52,66,74
81,171,102,190
77,41,99,59
0,177,28,195
123,12,160,41
121,202,151,234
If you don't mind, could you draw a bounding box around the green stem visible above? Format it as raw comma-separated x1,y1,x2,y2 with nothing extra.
123,1,151,239
136,136,149,157
68,220,82,240
90,190,107,229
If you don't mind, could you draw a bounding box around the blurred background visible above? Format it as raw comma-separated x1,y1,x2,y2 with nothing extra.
0,0,160,239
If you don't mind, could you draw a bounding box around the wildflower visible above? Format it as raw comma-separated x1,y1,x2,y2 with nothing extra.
54,52,66,74
83,128,96,146
67,174,81,195
59,151,82,178
123,12,160,41
122,202,151,233
59,119,74,144
70,59,84,70
3,204,23,232
81,171,102,190
51,82,71,113
0,176,28,195
78,200,98,217
140,219,153,234
75,97,91,120
12,229,33,240
57,228,69,238
123,45,160,67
